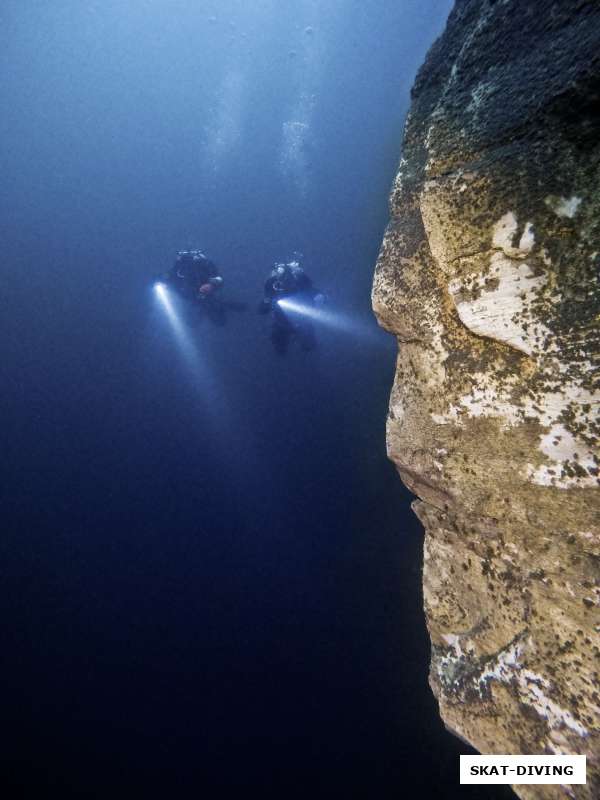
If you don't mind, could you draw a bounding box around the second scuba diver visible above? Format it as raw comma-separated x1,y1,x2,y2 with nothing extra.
259,257,325,354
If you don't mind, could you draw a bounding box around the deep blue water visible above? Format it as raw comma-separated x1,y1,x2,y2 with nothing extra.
1,2,515,797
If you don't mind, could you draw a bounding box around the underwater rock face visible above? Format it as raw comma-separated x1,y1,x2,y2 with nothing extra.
372,1,600,797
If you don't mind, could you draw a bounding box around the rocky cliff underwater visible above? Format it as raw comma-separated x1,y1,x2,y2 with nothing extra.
372,1,600,797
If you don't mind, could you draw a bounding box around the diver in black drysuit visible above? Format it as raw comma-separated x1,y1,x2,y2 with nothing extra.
158,250,244,326
258,260,324,354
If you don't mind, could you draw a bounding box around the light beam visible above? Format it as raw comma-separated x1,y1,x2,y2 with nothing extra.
277,297,384,344
154,283,202,374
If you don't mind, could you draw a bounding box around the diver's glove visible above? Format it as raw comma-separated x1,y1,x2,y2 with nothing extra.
198,283,214,297
258,298,272,314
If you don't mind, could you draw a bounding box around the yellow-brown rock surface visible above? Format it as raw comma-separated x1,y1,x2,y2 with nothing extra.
372,2,600,797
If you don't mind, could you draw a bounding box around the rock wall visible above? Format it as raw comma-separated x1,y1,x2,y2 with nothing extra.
372,2,600,797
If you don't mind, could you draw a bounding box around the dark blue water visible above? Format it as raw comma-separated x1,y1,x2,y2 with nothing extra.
1,2,515,797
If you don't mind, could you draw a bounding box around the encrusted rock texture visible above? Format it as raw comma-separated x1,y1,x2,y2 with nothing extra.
372,1,600,797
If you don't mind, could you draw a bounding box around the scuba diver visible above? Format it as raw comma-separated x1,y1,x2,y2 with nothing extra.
163,250,223,300
258,257,325,354
156,250,244,326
